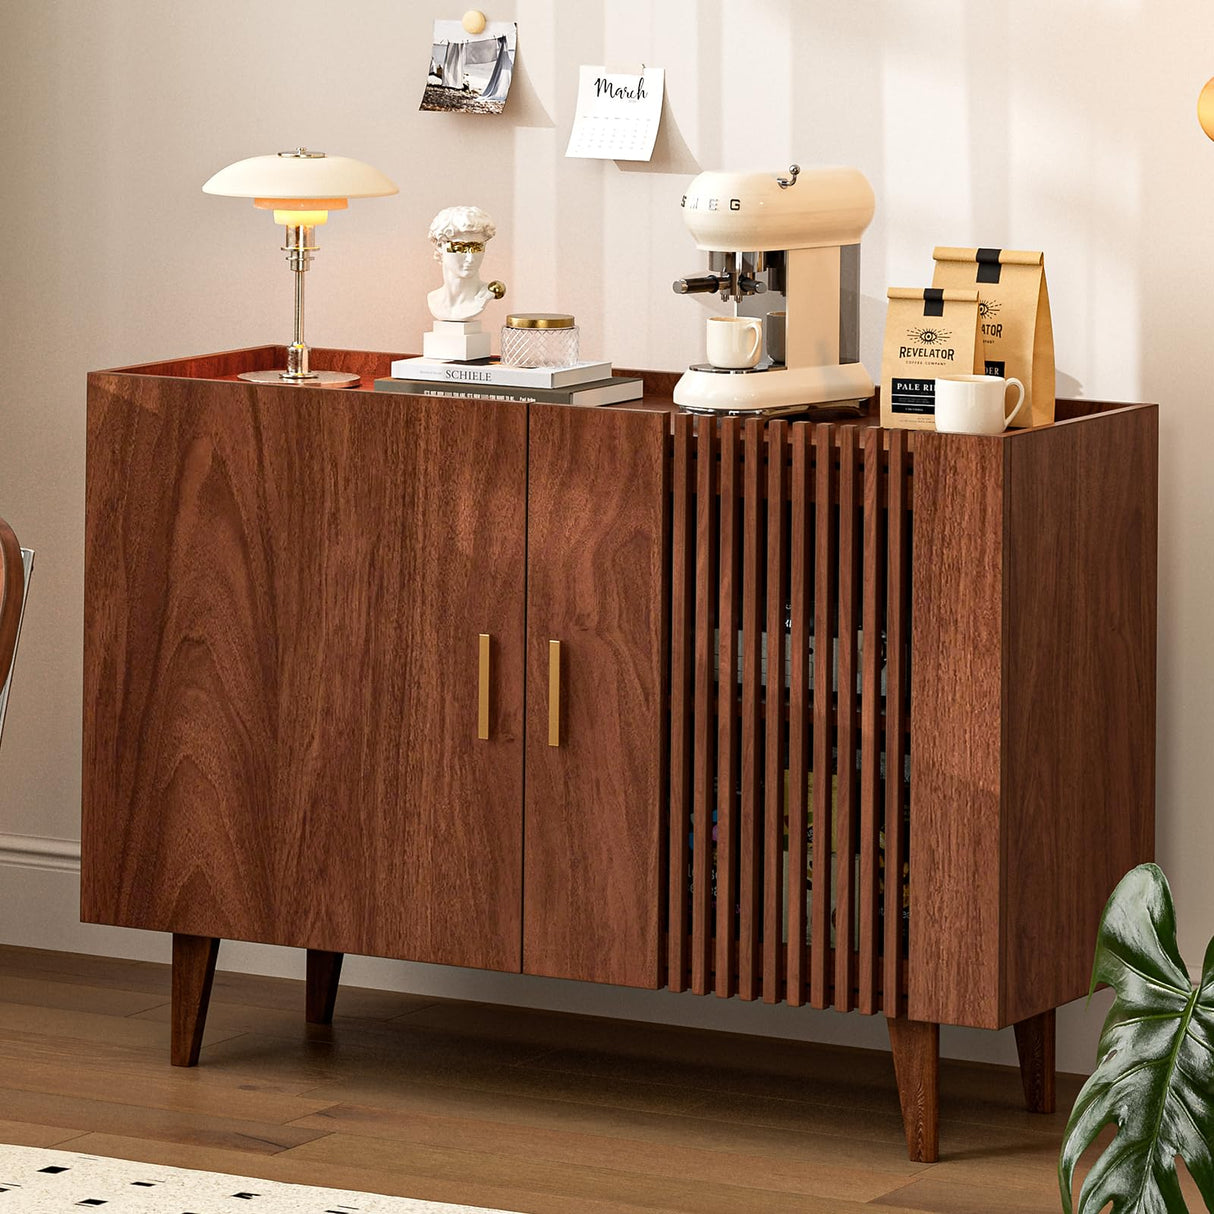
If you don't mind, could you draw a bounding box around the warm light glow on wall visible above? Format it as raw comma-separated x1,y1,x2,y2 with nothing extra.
1198,77,1214,140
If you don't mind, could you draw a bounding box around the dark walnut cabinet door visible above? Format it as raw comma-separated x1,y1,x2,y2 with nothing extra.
523,405,669,988
83,382,527,972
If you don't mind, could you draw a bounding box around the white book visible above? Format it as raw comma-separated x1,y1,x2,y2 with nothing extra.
389,356,612,389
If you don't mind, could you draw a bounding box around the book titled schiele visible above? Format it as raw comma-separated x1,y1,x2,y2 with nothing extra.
374,375,644,408
388,355,612,390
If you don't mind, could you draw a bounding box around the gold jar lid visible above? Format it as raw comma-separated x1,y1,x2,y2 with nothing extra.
504,312,575,329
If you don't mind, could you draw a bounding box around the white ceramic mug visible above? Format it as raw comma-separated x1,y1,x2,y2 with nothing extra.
934,374,1026,435
706,315,762,369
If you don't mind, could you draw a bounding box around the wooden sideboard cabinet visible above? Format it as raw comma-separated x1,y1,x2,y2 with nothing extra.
83,347,1156,1163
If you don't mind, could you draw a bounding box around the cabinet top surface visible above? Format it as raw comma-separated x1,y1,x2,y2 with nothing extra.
89,345,1155,434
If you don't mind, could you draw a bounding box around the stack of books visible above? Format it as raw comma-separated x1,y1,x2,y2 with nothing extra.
374,356,644,407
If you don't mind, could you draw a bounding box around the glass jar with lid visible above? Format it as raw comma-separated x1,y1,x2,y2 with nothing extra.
500,313,580,369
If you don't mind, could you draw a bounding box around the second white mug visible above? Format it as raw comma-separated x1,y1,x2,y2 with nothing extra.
934,374,1026,435
706,315,762,369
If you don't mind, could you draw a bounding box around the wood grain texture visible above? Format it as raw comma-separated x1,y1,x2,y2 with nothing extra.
910,405,1156,1029
305,950,343,1026
1001,407,1157,1023
85,350,1159,1120
171,934,219,1067
787,426,811,1007
737,420,765,1002
835,426,860,1013
83,369,527,972
858,428,885,1016
884,431,910,1020
811,425,837,1011
668,415,695,993
906,432,1004,1029
106,347,409,389
1013,1009,1056,1115
11,942,1189,1212
715,421,741,997
691,418,718,996
887,1017,939,1164
523,404,668,989
763,421,789,1004
0,516,24,693
105,346,283,379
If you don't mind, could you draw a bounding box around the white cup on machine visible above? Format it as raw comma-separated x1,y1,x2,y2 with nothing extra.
934,374,1026,435
706,315,763,369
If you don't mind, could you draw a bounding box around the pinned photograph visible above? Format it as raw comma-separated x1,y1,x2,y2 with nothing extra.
421,19,516,115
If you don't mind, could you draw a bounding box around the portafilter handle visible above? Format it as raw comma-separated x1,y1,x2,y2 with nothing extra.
672,274,724,295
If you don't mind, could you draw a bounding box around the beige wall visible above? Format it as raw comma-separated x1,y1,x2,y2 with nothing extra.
1,0,1209,1074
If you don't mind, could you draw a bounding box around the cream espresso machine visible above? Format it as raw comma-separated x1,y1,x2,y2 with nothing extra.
672,164,875,414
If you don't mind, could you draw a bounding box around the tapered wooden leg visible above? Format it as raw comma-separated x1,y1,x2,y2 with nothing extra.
171,934,219,1067
888,1016,939,1162
306,949,344,1025
1013,1008,1056,1114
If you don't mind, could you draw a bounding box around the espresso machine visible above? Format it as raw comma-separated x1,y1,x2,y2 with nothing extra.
672,164,876,414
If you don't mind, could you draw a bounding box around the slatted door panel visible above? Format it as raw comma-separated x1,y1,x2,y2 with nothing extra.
667,417,913,1013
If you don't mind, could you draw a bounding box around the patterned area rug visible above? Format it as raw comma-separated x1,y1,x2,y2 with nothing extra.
0,1146,520,1213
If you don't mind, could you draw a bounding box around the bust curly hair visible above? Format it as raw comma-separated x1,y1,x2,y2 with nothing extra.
428,205,496,256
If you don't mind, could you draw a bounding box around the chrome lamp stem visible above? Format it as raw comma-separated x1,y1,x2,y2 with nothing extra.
283,224,317,381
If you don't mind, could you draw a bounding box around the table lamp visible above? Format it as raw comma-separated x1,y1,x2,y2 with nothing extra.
203,148,398,386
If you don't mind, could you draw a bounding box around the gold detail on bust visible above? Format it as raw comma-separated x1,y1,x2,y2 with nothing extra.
488,280,506,300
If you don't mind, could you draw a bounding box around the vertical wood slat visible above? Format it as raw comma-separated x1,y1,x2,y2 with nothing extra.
884,429,910,1016
834,427,861,1012
692,418,718,996
858,427,886,1014
763,421,789,1003
810,424,838,1008
668,414,695,993
785,425,811,1007
737,419,765,1001
715,420,741,998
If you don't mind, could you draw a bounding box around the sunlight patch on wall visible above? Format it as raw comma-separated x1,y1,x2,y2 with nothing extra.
879,5,973,289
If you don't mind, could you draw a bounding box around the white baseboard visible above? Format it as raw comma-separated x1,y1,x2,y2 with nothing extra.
0,841,1107,1075
0,832,81,872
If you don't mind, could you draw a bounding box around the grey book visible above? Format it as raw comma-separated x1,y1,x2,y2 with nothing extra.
373,375,644,407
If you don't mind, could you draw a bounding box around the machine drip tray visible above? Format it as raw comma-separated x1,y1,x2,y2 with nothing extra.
679,398,864,419
687,362,786,375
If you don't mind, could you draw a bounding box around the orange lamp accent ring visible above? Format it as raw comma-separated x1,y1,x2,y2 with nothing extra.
253,197,349,211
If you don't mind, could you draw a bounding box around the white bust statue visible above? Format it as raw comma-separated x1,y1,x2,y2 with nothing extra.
426,205,506,322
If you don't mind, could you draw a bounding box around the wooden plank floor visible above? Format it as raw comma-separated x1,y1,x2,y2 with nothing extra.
0,944,1178,1213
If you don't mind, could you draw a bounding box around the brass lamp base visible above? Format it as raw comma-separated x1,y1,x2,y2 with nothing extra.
238,369,360,387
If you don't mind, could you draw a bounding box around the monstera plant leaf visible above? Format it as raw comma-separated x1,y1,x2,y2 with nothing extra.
1059,863,1214,1213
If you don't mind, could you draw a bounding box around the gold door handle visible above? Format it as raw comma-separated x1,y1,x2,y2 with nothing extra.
548,639,561,747
478,633,490,740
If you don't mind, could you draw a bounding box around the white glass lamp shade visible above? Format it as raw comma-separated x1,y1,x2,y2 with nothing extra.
201,149,397,388
202,150,398,201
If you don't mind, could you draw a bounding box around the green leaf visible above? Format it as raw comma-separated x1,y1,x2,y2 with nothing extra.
1059,863,1214,1213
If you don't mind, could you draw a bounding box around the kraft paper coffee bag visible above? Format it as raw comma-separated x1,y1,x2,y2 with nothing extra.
932,247,1055,428
881,288,982,431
